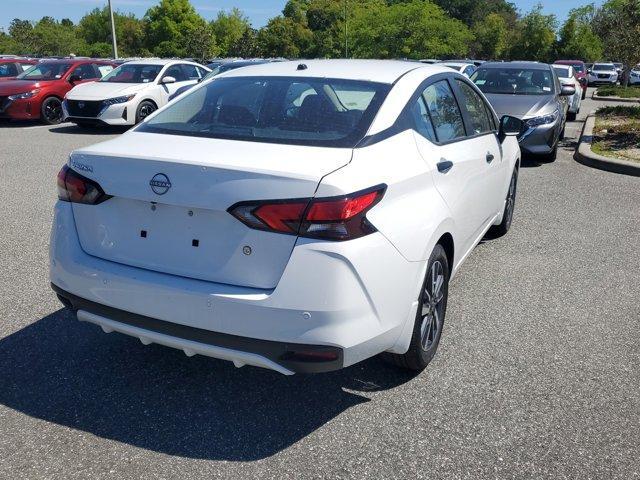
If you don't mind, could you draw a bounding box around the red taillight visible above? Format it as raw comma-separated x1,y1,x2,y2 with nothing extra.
228,185,386,241
57,164,111,205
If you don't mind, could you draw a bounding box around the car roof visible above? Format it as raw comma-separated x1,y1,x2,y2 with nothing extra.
479,61,551,70
217,59,439,84
38,58,113,65
121,58,201,66
555,60,585,64
440,62,473,68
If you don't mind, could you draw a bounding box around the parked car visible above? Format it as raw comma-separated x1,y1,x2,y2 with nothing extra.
63,59,210,127
587,63,618,86
169,60,273,101
0,58,38,81
439,61,476,77
0,59,115,124
554,60,588,99
51,60,522,375
628,65,640,85
471,61,574,161
551,64,582,120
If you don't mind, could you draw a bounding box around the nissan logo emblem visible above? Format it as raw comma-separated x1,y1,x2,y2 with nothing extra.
149,173,171,195
78,102,85,108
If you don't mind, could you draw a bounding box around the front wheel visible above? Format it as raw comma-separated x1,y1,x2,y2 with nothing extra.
40,97,63,125
487,167,518,238
383,245,449,371
135,100,157,124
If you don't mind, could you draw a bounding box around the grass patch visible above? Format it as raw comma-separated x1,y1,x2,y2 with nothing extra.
593,106,640,162
595,85,640,98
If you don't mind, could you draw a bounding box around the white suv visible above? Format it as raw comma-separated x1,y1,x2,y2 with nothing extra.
51,60,521,374
588,63,619,86
63,59,210,126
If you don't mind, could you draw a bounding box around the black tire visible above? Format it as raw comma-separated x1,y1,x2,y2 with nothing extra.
487,167,518,238
542,144,558,162
383,245,449,371
581,88,587,100
40,97,63,125
567,111,577,121
135,100,156,124
559,123,566,140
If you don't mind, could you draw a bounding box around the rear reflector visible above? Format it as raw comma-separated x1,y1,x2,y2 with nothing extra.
57,164,111,205
228,184,386,241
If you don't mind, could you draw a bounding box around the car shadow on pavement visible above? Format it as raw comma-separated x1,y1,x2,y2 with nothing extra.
0,308,417,461
49,125,130,135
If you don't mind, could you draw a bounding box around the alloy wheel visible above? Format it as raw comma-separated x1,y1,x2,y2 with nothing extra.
44,99,62,123
504,170,517,229
420,260,445,351
138,103,156,121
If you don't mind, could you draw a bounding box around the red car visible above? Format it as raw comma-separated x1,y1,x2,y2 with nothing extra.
0,58,38,81
554,60,588,100
0,59,116,124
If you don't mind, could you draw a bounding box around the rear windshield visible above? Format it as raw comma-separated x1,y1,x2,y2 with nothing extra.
138,76,390,147
100,64,162,83
471,68,554,95
17,62,72,81
553,67,571,78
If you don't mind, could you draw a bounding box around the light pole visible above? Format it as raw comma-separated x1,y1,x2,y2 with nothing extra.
344,0,348,58
108,0,118,59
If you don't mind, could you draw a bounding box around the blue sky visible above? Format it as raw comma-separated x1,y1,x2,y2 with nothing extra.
1,1,604,31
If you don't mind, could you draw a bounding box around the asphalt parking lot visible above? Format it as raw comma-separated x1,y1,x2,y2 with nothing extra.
0,90,638,479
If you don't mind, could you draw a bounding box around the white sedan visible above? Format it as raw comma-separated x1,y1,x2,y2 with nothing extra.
51,60,521,375
439,61,477,77
63,59,210,126
629,66,640,85
552,64,582,120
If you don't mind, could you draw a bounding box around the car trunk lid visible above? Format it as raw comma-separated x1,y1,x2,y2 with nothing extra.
70,132,352,289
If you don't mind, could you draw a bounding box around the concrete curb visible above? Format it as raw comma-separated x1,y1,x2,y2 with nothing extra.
574,115,640,177
591,91,640,103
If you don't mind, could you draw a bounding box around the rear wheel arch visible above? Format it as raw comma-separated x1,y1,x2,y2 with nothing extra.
437,233,454,276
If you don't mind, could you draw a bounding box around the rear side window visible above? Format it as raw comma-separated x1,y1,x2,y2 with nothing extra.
422,80,466,142
410,96,437,142
456,80,493,135
96,64,113,77
71,63,98,80
138,76,390,148
164,65,186,82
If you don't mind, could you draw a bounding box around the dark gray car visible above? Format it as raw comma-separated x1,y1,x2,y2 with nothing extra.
470,62,575,161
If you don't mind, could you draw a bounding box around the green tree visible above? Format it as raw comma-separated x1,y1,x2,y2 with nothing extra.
8,19,37,54
349,0,474,59
78,7,146,57
29,17,87,56
228,28,260,57
430,0,517,26
257,16,312,58
557,5,603,62
594,0,640,86
211,8,251,56
509,4,557,62
472,12,509,59
144,0,216,58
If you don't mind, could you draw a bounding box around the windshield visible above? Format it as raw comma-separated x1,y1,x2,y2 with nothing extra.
100,64,162,83
138,76,390,148
471,68,554,95
17,62,72,81
593,64,615,71
553,67,571,79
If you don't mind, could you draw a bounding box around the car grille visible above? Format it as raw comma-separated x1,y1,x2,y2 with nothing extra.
597,74,610,79
65,99,104,117
0,96,10,113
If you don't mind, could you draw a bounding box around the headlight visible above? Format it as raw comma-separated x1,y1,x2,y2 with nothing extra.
103,94,136,106
526,110,559,128
8,89,40,100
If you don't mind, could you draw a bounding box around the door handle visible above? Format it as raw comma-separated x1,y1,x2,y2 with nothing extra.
437,160,453,173
486,152,495,163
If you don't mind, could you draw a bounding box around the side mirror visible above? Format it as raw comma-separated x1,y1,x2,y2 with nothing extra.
560,85,576,96
579,77,587,86
160,76,176,84
498,115,522,142
68,74,81,83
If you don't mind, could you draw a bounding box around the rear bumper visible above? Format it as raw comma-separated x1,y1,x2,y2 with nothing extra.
52,284,343,374
50,201,422,374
